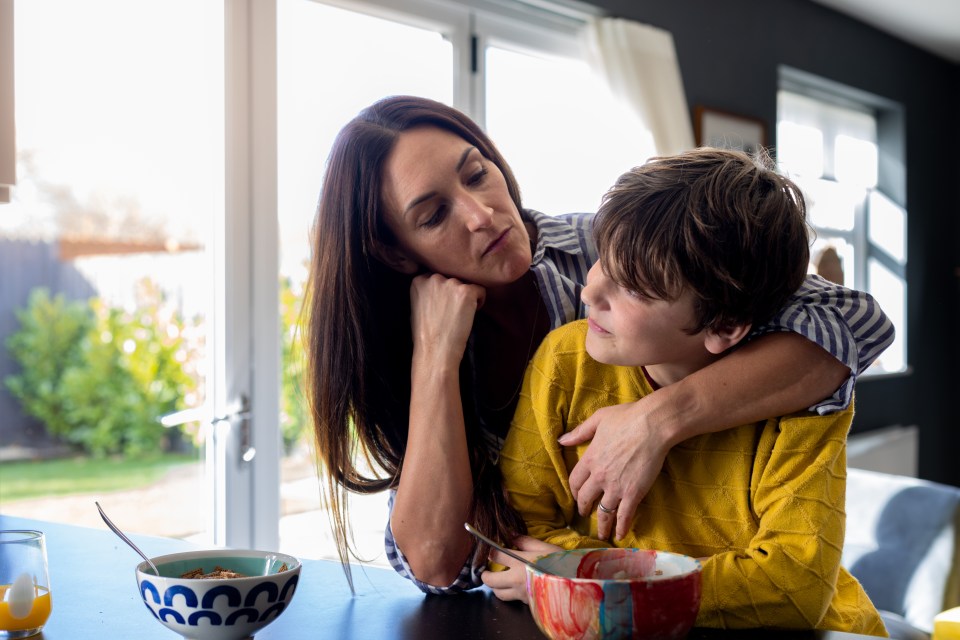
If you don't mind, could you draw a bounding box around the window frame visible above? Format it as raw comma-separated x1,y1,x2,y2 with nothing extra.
778,65,909,377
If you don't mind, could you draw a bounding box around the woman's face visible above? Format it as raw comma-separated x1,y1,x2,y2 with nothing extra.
379,126,531,288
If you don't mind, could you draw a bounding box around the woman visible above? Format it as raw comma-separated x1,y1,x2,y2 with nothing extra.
303,95,893,594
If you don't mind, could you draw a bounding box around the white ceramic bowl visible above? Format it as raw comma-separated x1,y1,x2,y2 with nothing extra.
525,548,702,640
135,549,301,640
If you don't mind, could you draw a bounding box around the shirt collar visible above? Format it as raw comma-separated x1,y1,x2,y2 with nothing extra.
523,208,584,265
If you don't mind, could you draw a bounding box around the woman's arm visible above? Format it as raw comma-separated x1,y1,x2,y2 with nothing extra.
566,332,846,540
566,275,895,540
389,274,483,588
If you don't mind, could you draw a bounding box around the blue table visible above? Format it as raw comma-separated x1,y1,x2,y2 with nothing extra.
0,515,880,639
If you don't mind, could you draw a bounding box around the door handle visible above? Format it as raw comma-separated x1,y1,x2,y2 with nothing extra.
159,394,255,463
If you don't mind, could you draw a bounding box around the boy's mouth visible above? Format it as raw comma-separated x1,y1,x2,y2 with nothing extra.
587,317,610,335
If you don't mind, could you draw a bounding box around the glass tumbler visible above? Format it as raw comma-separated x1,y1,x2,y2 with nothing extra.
0,531,51,639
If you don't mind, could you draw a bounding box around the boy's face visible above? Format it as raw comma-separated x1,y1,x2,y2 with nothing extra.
581,261,716,385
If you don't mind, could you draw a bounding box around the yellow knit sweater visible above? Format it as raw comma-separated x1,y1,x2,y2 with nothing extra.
500,321,886,635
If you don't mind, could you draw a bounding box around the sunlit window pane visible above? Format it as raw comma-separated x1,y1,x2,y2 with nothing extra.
809,236,855,288
798,177,858,231
485,46,656,215
869,191,907,263
780,81,906,375
868,259,905,373
835,135,878,188
277,0,453,281
777,121,824,179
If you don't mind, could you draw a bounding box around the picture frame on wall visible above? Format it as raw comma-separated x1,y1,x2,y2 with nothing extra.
694,106,767,154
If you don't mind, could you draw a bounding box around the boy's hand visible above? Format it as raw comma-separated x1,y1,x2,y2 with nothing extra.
481,536,561,603
560,401,672,541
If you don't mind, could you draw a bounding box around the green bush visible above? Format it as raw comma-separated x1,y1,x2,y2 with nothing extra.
6,278,307,457
4,289,92,437
280,275,308,453
5,285,196,456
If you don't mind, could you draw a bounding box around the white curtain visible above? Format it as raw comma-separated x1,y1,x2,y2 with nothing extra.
586,17,695,156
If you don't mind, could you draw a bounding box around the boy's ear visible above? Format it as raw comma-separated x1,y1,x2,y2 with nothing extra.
704,322,752,355
373,244,419,275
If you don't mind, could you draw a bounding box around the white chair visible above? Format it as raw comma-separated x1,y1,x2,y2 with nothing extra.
843,467,960,639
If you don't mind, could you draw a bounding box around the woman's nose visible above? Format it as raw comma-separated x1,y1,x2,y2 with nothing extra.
460,195,494,231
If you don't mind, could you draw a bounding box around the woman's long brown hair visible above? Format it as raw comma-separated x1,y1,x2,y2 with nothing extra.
303,96,526,590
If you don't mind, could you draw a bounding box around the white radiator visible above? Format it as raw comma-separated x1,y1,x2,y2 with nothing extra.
847,424,918,477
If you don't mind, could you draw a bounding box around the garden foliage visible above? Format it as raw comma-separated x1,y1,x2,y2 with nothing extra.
5,285,196,456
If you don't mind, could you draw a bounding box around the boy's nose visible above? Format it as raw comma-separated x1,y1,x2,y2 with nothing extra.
582,263,604,306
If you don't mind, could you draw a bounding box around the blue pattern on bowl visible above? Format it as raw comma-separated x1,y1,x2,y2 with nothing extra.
139,574,298,627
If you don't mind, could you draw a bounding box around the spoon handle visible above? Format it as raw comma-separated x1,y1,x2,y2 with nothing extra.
96,501,160,576
463,522,541,572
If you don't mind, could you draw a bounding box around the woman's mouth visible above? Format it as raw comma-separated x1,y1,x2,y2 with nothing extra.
482,228,511,257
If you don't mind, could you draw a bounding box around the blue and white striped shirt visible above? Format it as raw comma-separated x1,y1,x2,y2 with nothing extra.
385,208,894,594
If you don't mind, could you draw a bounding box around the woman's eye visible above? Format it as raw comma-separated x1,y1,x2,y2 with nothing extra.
420,205,446,228
466,166,488,187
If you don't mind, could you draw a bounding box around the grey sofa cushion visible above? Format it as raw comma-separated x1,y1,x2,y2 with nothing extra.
843,467,960,634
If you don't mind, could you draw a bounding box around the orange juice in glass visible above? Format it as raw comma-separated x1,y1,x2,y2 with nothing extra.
0,531,51,639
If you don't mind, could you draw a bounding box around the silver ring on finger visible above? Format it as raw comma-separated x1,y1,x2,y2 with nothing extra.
597,501,618,514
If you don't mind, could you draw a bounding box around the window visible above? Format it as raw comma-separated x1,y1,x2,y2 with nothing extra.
777,70,907,375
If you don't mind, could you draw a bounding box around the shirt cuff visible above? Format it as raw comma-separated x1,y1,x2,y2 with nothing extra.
384,491,484,594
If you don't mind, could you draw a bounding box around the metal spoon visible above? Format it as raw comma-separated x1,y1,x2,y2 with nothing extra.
95,501,160,576
463,522,554,575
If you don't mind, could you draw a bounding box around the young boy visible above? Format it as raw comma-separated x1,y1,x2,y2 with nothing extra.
496,148,886,634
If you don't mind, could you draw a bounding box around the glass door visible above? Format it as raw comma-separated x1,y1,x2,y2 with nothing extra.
0,0,224,543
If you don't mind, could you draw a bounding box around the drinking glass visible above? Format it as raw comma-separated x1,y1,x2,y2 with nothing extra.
0,531,51,639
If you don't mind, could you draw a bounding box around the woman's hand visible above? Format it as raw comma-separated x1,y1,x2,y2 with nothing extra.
560,400,673,542
481,536,562,603
409,273,485,366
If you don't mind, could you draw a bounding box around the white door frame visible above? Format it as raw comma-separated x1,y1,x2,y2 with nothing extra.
216,0,281,550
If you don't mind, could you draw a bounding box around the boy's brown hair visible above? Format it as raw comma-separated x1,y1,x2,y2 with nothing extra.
594,147,810,334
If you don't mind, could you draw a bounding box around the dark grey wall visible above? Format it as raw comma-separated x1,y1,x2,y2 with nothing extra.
583,0,960,485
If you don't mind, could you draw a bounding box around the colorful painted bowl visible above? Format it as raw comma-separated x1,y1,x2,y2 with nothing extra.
525,548,701,640
135,549,301,640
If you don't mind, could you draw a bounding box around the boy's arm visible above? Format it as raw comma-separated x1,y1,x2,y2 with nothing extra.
696,406,874,630
565,275,895,540
500,344,608,552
